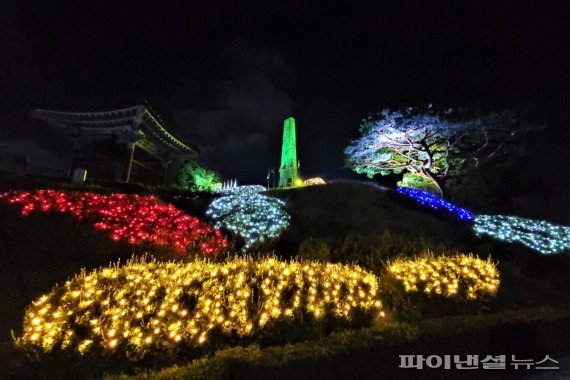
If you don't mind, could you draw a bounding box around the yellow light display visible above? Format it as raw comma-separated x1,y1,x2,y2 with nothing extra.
15,257,383,357
384,253,500,300
303,177,327,186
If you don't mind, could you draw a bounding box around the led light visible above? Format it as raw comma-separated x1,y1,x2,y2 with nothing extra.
0,190,227,255
207,186,290,249
15,256,383,358
473,215,570,254
303,177,327,186
385,253,500,300
396,187,474,221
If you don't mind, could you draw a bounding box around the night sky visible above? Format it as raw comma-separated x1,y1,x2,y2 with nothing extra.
1,1,569,184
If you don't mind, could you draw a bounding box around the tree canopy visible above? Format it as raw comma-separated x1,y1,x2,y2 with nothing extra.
178,161,222,193
344,107,518,197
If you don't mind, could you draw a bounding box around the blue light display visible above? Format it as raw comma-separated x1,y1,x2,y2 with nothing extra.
396,187,474,221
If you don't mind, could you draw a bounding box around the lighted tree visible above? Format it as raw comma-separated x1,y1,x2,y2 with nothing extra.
344,107,517,197
178,161,222,193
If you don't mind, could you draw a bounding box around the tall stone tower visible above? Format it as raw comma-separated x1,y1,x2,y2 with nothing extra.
278,117,299,188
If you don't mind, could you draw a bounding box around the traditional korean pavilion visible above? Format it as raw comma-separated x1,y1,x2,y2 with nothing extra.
30,105,197,185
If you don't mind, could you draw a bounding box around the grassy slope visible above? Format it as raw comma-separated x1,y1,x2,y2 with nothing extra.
0,179,568,379
272,182,463,239
0,204,136,375
107,307,570,380
266,182,479,261
268,182,569,309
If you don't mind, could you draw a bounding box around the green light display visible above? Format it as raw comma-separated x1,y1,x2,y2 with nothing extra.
278,117,300,187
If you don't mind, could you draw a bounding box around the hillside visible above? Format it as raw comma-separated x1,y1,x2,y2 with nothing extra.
267,182,478,263
274,182,460,237
1,180,569,379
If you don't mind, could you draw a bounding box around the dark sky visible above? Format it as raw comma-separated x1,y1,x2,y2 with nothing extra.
1,1,569,182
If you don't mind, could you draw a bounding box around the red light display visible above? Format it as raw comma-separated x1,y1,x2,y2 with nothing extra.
0,190,227,255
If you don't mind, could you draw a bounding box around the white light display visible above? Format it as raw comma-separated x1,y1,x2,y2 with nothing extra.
219,185,266,195
206,185,290,249
473,214,570,254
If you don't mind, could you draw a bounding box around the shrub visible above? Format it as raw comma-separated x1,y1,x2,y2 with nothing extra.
104,307,570,380
206,186,290,250
380,252,500,318
298,238,332,262
295,232,465,275
0,190,227,256
473,214,570,254
15,257,383,359
178,161,222,193
397,172,440,195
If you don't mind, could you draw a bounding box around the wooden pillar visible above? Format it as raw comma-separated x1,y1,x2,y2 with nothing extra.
123,142,136,182
68,149,78,177
162,160,172,186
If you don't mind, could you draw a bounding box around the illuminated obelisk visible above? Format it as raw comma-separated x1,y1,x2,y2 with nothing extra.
278,117,299,188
